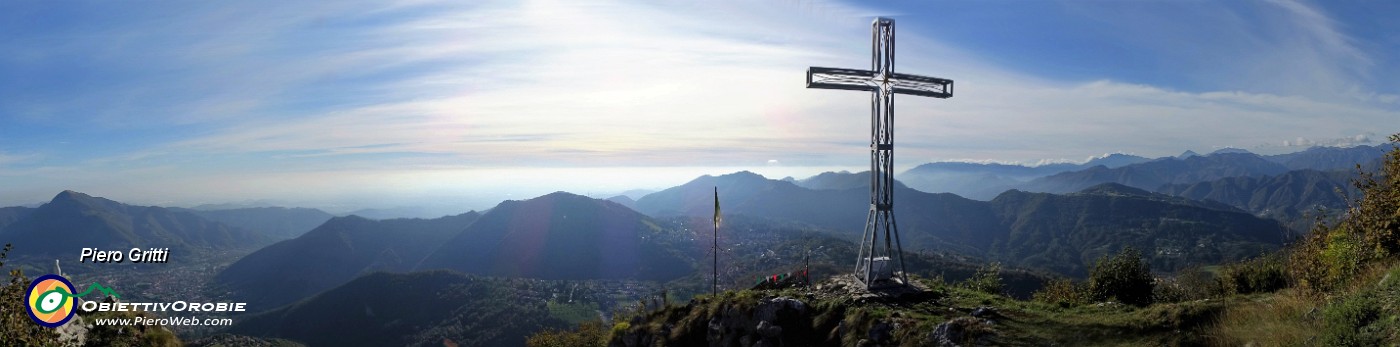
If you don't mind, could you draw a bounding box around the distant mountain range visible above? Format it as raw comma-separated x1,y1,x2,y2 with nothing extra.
218,192,693,310
791,170,909,191
174,206,334,240
634,171,1286,276
897,153,1151,199
897,145,1388,200
634,171,994,253
4,144,1365,279
0,191,270,257
341,206,447,220
1269,145,1390,171
604,195,639,210
1018,152,1291,195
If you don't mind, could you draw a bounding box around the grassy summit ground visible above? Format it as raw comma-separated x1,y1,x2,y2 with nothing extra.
530,272,1230,346
530,264,1400,346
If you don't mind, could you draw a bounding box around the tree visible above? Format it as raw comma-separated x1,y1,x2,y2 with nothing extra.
963,262,1004,295
1349,134,1400,258
0,243,62,346
1088,247,1155,306
1292,133,1400,292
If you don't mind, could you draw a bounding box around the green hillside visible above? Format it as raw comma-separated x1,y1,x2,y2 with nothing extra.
214,212,480,309
417,192,694,281
988,184,1288,276
228,271,567,347
572,278,1228,346
0,206,34,230
1159,169,1358,232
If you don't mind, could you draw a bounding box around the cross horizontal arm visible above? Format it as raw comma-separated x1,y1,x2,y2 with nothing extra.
806,67,878,91
808,67,954,99
889,73,953,98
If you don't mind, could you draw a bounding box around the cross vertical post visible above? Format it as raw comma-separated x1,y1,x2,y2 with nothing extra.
805,18,953,289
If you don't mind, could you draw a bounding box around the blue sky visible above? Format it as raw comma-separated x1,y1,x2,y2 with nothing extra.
1,0,1397,213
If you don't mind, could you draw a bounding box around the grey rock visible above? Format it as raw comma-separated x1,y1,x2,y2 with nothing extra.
755,296,807,323
708,316,724,343
868,320,893,343
930,319,965,347
757,320,783,338
971,306,998,318
930,316,994,347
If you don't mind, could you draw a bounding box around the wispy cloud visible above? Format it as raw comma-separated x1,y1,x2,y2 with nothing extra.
0,152,34,166
122,0,880,166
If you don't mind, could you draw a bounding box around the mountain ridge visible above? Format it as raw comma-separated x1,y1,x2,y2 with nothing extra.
635,172,1288,276
0,191,270,257
417,191,693,281
896,145,1385,200
173,206,334,240
213,212,481,309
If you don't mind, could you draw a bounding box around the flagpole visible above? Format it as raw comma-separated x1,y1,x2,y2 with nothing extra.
713,186,719,297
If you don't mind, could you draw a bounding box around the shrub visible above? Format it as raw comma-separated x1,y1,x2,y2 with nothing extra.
527,321,608,347
1032,278,1087,307
1151,278,1189,304
1088,247,1154,306
962,262,1003,295
1293,223,1378,293
1220,253,1289,295
1179,266,1225,300
1349,134,1400,257
1291,226,1342,292
0,244,61,346
608,322,631,342
1320,293,1383,346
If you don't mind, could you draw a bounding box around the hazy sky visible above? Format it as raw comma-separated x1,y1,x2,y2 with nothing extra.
2,0,1398,213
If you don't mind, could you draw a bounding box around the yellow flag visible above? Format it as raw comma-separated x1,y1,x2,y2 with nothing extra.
713,187,721,229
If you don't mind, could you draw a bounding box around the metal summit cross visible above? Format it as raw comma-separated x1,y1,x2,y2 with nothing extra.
806,17,953,289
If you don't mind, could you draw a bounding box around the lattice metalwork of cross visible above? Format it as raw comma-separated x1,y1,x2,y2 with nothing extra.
805,17,953,288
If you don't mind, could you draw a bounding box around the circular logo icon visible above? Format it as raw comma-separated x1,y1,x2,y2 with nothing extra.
25,274,77,328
